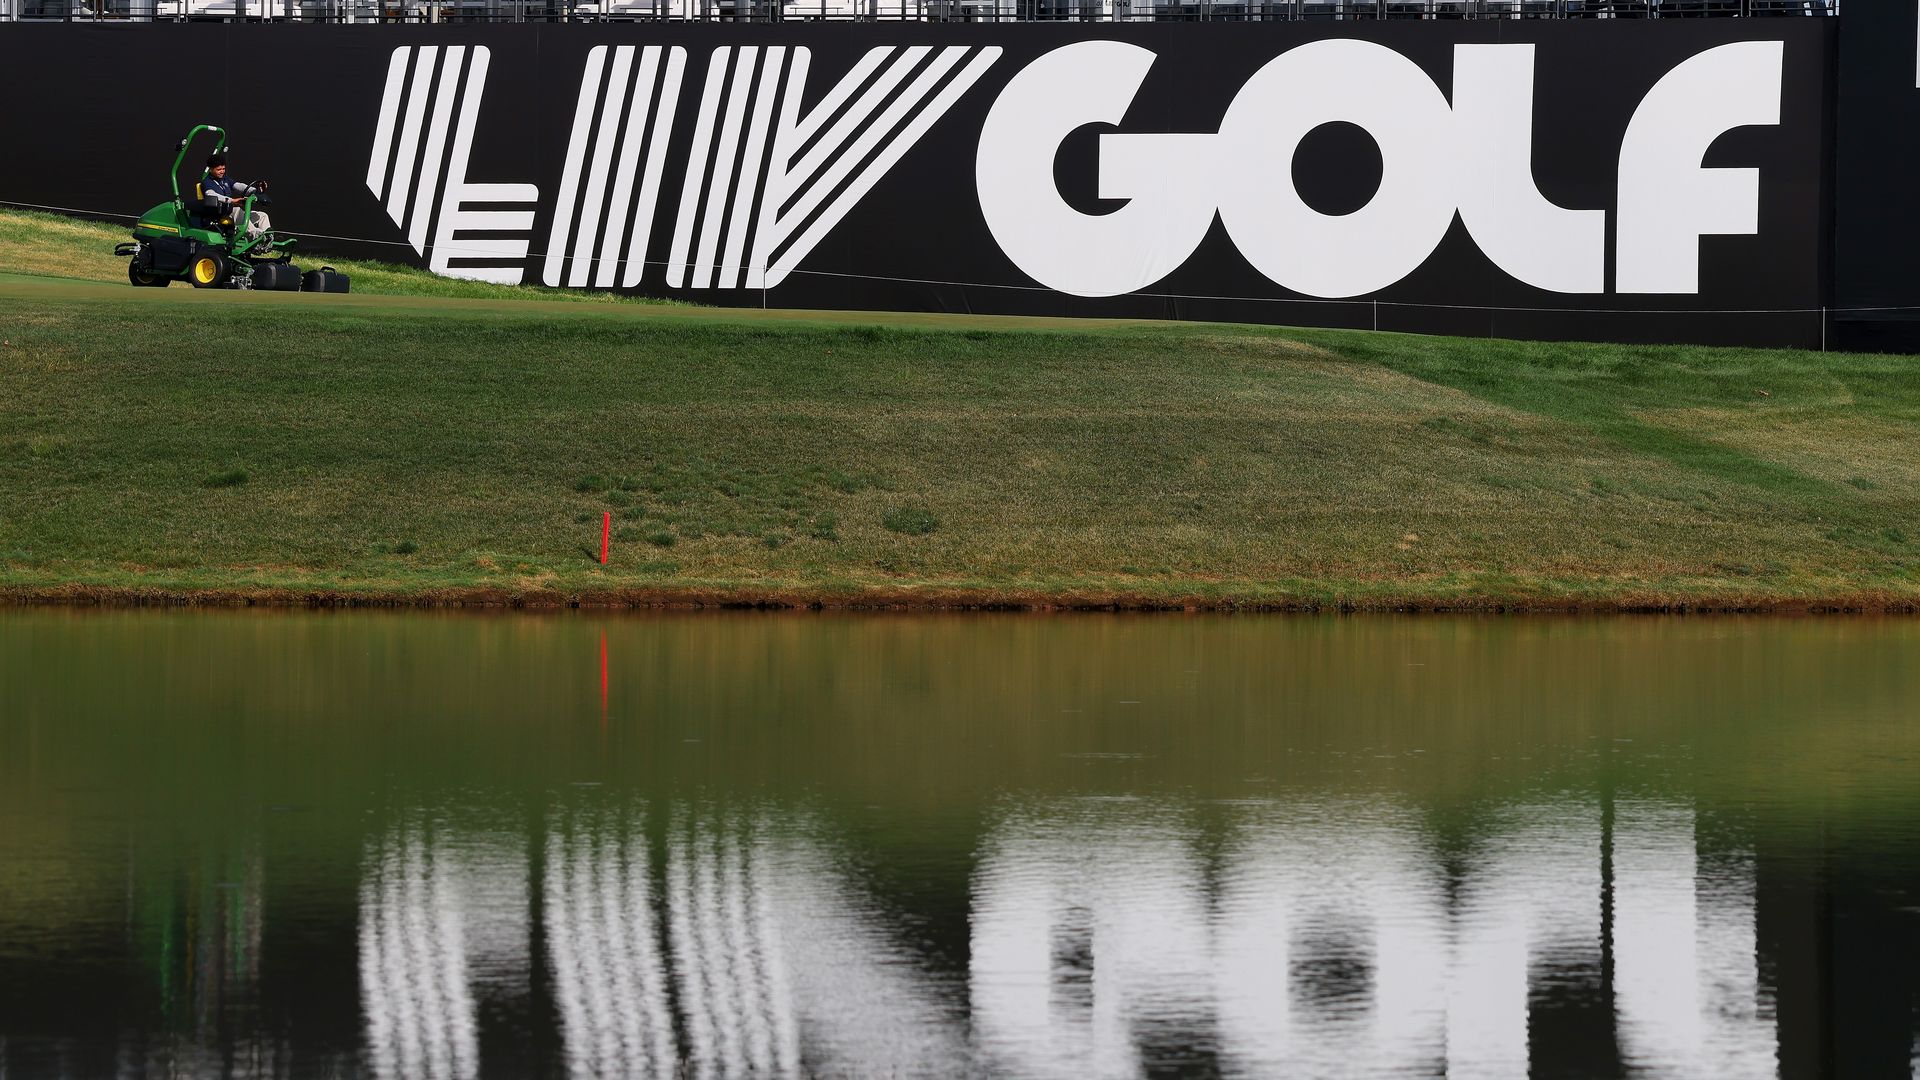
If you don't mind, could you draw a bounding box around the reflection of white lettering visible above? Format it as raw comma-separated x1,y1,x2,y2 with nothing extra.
354,793,1781,1076
358,817,529,1080
977,39,1783,299
1213,802,1451,1078
970,803,1215,1079
536,798,965,1079
1614,798,1776,1079
968,794,1776,1078
1443,801,1603,1080
545,802,677,1078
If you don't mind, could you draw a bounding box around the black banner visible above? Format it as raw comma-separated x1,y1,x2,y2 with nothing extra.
0,21,1837,348
1833,4,1920,353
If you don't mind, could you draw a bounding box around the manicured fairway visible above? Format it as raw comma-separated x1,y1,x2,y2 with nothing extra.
1,212,1916,609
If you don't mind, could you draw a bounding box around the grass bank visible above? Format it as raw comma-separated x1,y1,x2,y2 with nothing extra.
0,207,679,307
1,212,1916,611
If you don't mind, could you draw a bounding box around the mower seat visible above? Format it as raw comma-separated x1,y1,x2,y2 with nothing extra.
189,183,228,227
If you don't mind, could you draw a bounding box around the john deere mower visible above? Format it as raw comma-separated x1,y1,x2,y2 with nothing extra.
114,125,346,294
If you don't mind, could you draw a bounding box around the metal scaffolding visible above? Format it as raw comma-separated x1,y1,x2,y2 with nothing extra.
0,0,1840,23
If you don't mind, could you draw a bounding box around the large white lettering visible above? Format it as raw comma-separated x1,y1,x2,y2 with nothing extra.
1615,41,1783,294
1453,44,1606,295
1217,40,1458,299
977,40,1783,299
975,41,1217,298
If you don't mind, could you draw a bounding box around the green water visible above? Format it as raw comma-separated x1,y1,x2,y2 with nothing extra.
1,611,1916,1078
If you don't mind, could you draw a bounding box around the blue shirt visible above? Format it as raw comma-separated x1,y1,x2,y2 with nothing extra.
199,172,234,202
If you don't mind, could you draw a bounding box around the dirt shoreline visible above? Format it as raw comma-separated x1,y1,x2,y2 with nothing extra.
4,583,1915,615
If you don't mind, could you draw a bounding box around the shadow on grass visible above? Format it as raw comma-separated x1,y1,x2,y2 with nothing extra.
1305,330,1829,496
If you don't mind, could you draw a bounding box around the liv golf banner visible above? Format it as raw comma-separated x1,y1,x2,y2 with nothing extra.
0,22,1838,347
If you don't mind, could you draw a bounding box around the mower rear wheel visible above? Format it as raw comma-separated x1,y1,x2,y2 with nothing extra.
127,262,169,288
188,252,229,289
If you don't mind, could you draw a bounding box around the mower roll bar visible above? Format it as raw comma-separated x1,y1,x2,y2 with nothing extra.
170,124,227,208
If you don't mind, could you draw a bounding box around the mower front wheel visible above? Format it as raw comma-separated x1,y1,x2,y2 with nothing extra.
127,262,170,288
188,252,229,289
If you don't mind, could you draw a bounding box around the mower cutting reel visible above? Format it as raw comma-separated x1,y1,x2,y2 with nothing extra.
113,125,347,294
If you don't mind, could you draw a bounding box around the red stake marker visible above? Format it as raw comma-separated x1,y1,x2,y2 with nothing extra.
601,511,611,565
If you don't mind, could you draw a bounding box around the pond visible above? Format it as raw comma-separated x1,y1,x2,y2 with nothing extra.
1,611,1916,1078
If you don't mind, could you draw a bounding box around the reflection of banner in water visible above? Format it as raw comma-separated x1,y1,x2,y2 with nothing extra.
739,818,969,1076
1212,802,1451,1077
971,795,1776,1079
124,843,279,1077
1613,798,1774,1079
541,799,964,1079
659,806,797,1078
1439,799,1601,1077
970,802,1216,1078
358,817,528,1080
543,800,683,1077
359,792,1771,1076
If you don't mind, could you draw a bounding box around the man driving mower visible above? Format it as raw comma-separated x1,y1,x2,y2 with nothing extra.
118,124,345,292
195,153,271,253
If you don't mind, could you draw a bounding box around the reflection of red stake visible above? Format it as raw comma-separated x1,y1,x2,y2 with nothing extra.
601,511,611,566
599,631,608,728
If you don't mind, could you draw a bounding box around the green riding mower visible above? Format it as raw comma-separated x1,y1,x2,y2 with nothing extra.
114,125,348,294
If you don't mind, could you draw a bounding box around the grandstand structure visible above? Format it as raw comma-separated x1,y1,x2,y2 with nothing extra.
0,0,1839,25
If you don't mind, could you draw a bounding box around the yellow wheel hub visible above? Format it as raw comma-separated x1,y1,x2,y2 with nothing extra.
192,258,219,284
